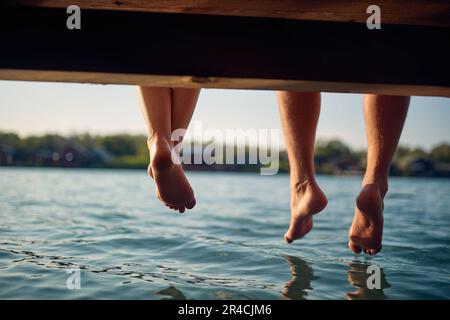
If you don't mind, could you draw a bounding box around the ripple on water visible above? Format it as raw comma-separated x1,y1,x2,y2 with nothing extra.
0,168,448,299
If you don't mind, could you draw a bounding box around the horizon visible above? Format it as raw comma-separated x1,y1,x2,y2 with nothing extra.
0,81,449,151
1,129,448,153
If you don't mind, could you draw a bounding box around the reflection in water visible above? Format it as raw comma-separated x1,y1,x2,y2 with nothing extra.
282,255,315,300
156,286,187,300
346,261,390,300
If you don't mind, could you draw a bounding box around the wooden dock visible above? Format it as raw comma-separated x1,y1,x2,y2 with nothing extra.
1,1,449,96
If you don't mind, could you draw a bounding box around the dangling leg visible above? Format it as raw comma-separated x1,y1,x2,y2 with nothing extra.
138,86,198,213
349,94,409,255
277,91,328,243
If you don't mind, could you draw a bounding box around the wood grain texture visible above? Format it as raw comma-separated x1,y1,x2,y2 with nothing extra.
3,0,450,27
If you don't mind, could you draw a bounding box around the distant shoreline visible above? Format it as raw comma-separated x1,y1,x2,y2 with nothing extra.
1,132,449,178
1,165,450,179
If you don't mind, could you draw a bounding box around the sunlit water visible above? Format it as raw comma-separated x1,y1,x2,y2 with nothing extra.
0,167,449,300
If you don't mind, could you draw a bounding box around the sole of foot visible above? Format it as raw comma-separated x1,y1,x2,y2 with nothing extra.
148,136,196,213
285,181,328,244
349,183,385,255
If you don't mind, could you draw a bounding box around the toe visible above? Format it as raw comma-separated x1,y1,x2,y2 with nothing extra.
178,207,185,213
370,247,382,255
284,233,293,244
349,242,362,254
186,199,196,209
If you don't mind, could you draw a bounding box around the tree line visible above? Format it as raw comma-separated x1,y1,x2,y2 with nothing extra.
0,132,448,177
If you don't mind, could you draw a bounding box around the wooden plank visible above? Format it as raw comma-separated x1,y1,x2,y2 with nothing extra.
1,69,449,97
4,0,450,27
0,6,449,96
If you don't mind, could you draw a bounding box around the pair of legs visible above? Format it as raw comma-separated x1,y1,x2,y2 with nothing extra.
139,87,410,255
277,92,409,255
138,87,200,213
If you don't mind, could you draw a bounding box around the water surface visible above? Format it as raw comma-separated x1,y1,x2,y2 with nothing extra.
0,168,449,299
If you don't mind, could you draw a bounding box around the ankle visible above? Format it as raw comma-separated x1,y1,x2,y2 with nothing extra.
148,136,175,171
362,176,388,198
290,178,317,195
290,178,328,215
147,133,170,150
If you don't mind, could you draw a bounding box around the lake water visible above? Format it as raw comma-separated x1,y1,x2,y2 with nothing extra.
0,167,449,300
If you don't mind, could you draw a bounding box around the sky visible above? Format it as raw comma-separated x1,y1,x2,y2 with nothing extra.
0,80,449,150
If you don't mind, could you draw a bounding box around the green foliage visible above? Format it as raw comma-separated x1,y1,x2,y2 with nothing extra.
0,132,21,147
316,139,352,160
0,131,448,177
22,134,66,150
99,134,147,157
430,143,450,162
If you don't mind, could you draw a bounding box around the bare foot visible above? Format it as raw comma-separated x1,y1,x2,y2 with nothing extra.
147,136,196,213
349,183,386,255
285,181,328,243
